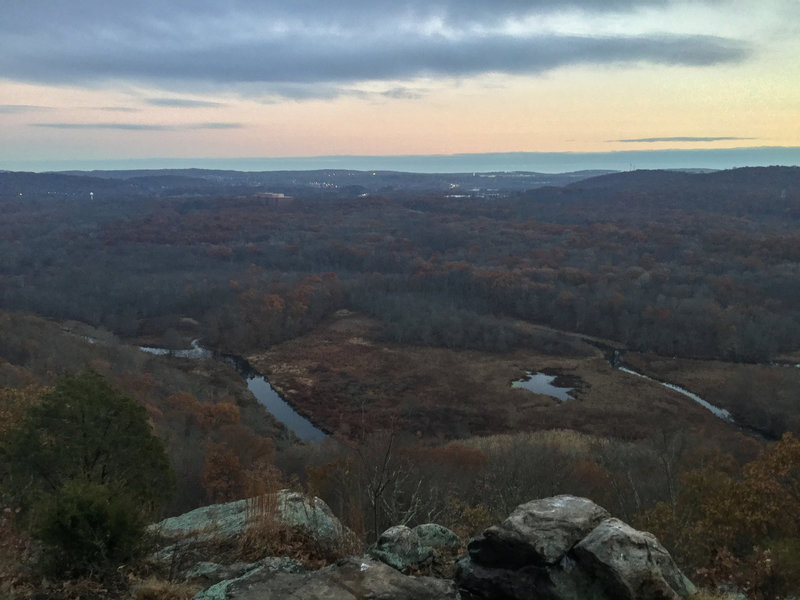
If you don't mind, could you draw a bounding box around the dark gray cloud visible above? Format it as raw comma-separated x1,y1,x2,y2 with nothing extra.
257,84,425,102
381,87,426,100
0,1,749,97
146,98,226,108
0,0,676,36
32,122,242,131
616,136,756,142
3,33,749,84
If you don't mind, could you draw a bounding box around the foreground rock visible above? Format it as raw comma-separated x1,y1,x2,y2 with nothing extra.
153,490,345,545
150,492,689,600
198,557,460,600
457,495,695,600
369,523,462,577
148,490,349,582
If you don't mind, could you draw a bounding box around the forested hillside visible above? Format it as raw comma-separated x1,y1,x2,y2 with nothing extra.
2,167,799,360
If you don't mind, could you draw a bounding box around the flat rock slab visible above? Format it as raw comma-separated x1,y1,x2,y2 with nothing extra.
221,557,459,600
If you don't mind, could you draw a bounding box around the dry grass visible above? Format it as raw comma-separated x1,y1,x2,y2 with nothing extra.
627,352,800,437
247,312,735,442
0,507,36,600
466,428,606,458
239,494,320,568
130,578,201,600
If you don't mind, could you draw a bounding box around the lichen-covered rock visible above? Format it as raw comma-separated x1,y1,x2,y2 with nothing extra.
414,523,463,578
155,499,249,542
368,525,433,573
152,491,345,545
413,523,462,552
148,491,348,579
276,490,345,547
204,557,459,600
467,495,609,568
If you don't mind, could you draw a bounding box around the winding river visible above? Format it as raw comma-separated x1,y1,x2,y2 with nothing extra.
140,342,327,442
618,366,735,423
224,355,327,443
140,338,739,439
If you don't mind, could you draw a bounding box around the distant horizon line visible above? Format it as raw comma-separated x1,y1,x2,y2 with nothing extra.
3,146,798,175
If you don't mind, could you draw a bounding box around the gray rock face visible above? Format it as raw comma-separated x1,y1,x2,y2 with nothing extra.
216,557,460,600
457,495,694,600
193,558,306,600
571,518,696,600
468,495,610,568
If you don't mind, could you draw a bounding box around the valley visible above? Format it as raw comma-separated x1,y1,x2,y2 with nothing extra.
2,165,800,597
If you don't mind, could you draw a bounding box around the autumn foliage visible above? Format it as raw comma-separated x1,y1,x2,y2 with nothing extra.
637,433,800,598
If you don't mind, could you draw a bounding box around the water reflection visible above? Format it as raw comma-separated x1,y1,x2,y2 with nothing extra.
138,342,327,442
511,371,574,402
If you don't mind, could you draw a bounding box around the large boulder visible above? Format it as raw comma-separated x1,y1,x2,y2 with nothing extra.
456,495,695,600
414,523,464,578
468,495,609,568
148,490,349,581
153,490,345,546
273,490,347,547
199,557,460,600
414,523,462,553
571,518,696,600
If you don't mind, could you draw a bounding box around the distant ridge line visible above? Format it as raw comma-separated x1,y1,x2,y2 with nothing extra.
2,146,798,174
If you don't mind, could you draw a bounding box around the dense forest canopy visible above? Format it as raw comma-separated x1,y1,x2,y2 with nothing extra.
2,166,799,362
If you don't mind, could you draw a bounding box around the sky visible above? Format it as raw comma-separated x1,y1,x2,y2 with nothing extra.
1,0,799,172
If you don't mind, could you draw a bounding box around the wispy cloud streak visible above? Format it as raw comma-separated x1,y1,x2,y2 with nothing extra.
0,104,52,113
32,122,242,131
146,98,226,108
616,136,757,142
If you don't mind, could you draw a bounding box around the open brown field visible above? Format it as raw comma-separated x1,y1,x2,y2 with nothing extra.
249,311,739,443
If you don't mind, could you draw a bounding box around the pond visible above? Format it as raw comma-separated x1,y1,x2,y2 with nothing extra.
511,371,575,402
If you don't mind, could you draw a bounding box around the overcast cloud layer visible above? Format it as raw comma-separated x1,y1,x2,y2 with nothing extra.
1,0,751,96
2,0,797,169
